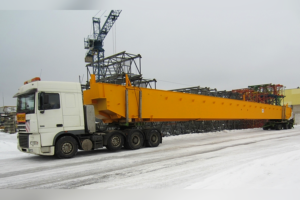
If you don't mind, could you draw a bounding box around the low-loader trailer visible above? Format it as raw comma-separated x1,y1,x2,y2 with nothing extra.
14,75,292,158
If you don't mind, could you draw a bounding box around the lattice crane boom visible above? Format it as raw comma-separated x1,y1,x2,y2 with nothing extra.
98,10,122,42
84,10,122,80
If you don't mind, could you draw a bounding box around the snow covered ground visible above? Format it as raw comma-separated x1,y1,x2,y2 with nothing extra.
1,126,300,189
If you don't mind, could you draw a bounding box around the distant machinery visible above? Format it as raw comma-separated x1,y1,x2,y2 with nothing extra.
0,106,16,134
84,10,122,81
232,84,285,106
170,86,242,100
83,11,156,89
85,51,157,89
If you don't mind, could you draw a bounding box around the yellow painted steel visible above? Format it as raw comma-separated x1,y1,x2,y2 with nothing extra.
83,74,292,123
16,113,26,123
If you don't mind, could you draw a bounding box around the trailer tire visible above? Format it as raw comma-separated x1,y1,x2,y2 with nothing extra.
146,130,160,147
126,130,144,150
55,136,78,159
106,131,124,151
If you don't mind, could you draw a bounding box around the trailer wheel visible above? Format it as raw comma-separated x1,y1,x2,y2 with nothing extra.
126,130,144,150
55,136,78,159
106,131,124,151
146,130,160,147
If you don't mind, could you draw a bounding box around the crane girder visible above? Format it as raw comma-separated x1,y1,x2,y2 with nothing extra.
84,74,292,124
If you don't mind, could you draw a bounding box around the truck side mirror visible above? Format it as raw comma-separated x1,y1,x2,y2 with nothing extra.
39,92,48,113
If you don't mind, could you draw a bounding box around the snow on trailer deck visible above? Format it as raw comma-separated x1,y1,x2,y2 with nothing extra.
1,127,300,189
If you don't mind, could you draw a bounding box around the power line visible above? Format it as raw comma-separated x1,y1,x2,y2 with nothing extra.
99,11,106,18
94,10,101,17
91,11,107,35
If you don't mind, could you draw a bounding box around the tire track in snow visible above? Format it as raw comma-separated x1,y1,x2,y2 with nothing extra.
0,131,299,189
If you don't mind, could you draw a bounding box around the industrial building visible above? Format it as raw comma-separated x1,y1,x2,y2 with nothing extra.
283,88,300,125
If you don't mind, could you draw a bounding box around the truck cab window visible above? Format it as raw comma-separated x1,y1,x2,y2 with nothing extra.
16,93,35,114
39,93,60,110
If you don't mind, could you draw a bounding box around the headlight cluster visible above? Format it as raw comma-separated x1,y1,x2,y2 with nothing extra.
30,141,39,146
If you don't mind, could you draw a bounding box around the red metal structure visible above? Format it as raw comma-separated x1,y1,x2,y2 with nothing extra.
232,84,285,106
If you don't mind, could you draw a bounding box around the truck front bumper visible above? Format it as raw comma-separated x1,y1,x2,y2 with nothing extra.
17,145,55,156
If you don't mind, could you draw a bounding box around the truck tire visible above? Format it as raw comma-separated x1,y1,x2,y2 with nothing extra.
283,123,288,129
126,130,144,150
263,127,268,130
146,130,160,147
55,136,78,159
106,131,124,151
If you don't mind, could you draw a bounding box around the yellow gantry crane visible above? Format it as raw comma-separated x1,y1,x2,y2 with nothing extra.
84,74,292,125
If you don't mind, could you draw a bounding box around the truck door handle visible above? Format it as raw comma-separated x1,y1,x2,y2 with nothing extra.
56,124,63,127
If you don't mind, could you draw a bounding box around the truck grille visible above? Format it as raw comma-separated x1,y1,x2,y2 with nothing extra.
19,134,29,148
17,122,26,133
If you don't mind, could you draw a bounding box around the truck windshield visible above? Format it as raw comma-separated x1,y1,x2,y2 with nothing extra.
17,93,35,114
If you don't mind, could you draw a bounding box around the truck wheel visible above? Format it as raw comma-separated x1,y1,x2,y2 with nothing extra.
283,124,288,129
146,130,160,147
55,136,78,159
106,131,124,151
263,127,268,130
126,130,144,150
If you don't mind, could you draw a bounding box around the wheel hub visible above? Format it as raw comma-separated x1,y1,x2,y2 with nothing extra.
111,136,121,147
132,136,140,145
62,143,73,154
151,135,158,143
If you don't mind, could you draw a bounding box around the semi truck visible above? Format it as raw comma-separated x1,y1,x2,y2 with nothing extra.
14,75,293,158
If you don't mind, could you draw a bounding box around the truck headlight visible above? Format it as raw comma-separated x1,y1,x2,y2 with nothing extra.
30,141,39,146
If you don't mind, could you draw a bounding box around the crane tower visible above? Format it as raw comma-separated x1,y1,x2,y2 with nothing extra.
84,10,122,80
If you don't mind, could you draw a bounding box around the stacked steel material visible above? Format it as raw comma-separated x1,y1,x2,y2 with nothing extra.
170,86,242,100
232,84,285,106
0,106,17,134
3,112,16,134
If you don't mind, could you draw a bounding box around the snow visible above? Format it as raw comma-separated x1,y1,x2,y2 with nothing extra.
1,127,300,189
186,149,300,189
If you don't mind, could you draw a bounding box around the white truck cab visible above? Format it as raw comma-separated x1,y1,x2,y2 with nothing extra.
14,77,84,156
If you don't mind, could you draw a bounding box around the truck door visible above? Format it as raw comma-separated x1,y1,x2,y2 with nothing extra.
37,92,64,146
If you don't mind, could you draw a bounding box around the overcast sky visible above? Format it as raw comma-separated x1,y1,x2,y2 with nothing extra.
1,0,300,106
